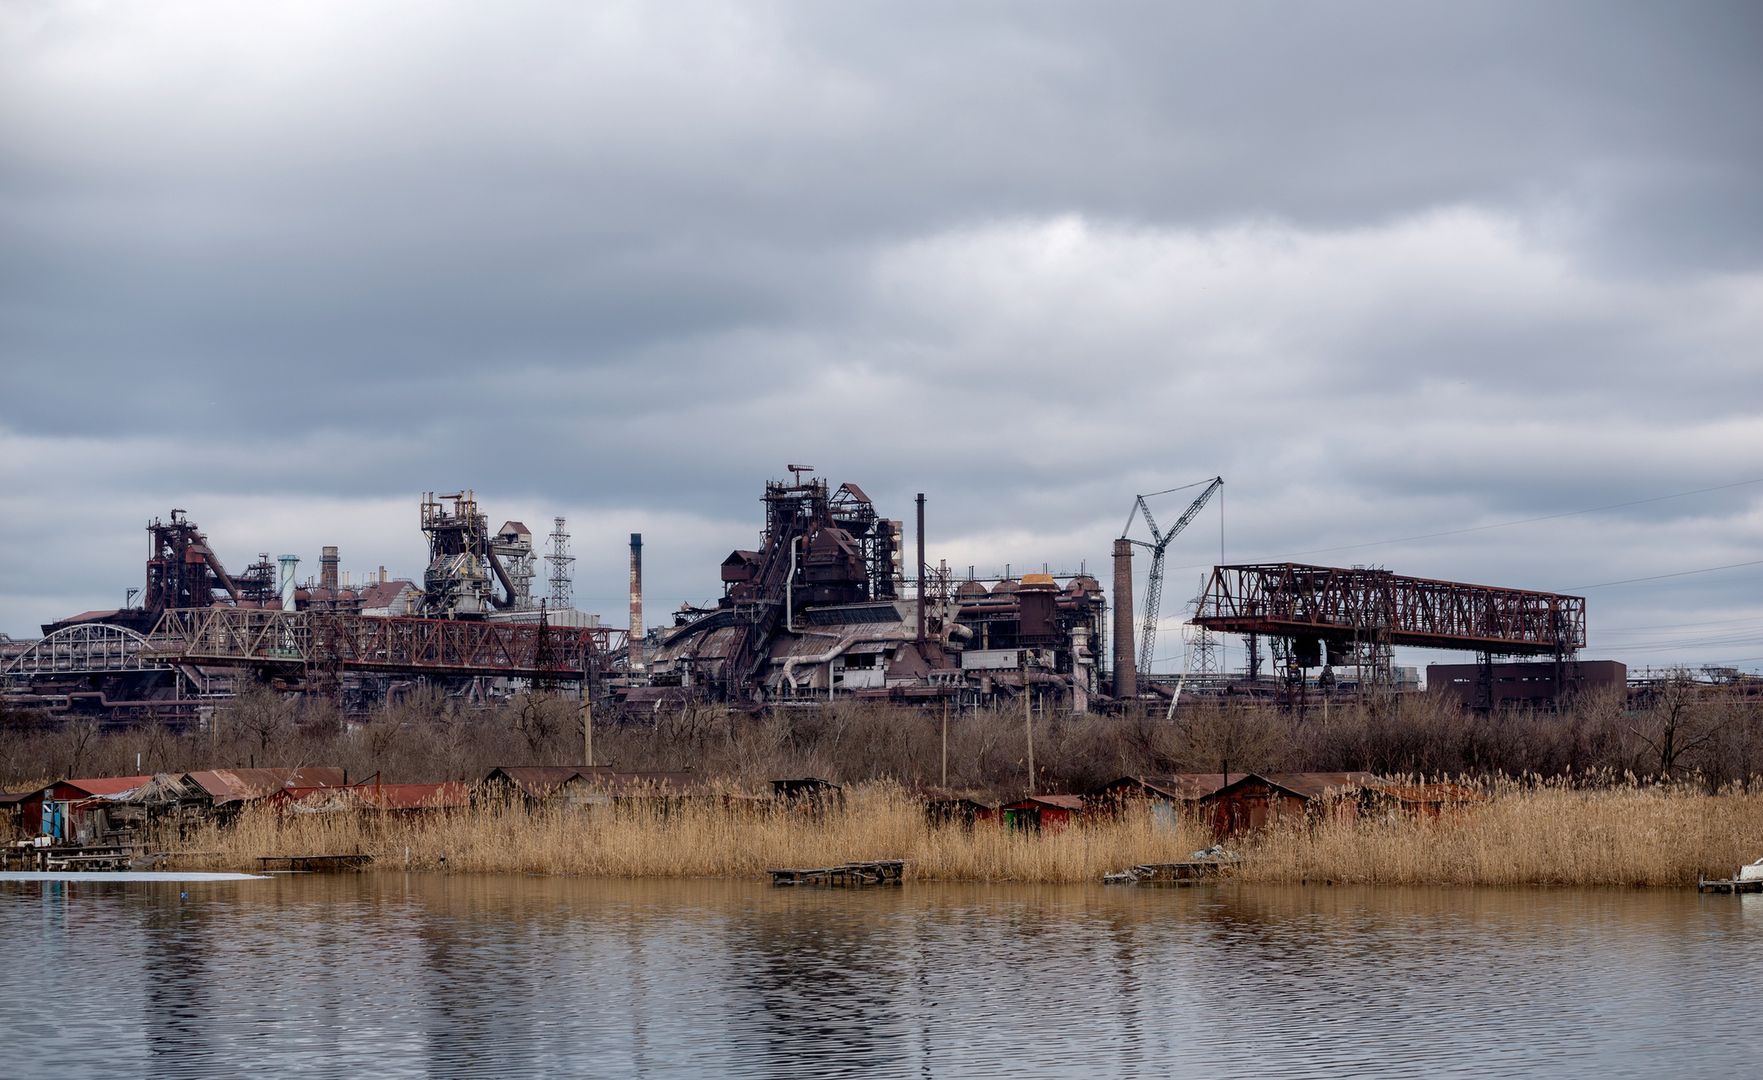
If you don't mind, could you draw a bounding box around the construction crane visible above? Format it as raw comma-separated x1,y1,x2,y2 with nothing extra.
1120,476,1222,677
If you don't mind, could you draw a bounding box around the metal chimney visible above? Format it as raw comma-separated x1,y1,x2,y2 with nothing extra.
628,532,644,671
1112,538,1137,698
320,546,339,592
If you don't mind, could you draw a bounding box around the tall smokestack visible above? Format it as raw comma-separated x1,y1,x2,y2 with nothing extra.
320,546,340,592
1112,538,1137,698
278,554,300,612
915,494,927,647
628,532,644,672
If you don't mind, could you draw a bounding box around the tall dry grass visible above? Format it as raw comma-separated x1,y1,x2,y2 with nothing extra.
1234,777,1763,887
165,785,1210,884
161,779,1763,887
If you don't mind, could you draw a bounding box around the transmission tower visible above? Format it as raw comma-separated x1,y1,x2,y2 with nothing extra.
1185,577,1220,679
1120,476,1222,676
546,516,574,608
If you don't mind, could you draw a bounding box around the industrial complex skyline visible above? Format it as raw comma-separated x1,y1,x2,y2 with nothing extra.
3,2,1760,673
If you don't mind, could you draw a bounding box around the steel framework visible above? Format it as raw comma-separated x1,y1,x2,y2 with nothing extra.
1191,563,1584,655
146,608,624,680
2,623,165,676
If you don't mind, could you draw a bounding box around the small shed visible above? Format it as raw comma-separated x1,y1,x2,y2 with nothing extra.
1364,781,1483,819
20,775,151,842
479,766,598,807
1000,793,1085,833
184,767,348,810
771,777,845,813
920,790,998,829
1085,774,1232,825
574,770,711,812
0,790,35,838
280,781,471,814
1197,772,1386,835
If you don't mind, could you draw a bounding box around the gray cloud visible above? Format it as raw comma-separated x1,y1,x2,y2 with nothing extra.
4,1,1761,670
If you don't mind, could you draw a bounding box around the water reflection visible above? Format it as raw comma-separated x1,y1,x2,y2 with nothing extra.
1,876,1759,1078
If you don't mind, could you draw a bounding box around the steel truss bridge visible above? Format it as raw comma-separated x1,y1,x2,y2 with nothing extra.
1191,563,1585,656
144,608,624,679
5,611,625,700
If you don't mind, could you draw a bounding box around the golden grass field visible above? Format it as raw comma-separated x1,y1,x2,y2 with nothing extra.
160,778,1763,887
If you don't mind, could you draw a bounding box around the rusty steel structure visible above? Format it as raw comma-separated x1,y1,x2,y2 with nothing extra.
1191,563,1585,655
11,495,619,722
146,607,623,681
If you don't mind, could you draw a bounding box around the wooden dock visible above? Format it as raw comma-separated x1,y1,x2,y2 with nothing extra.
1697,876,1763,894
1104,860,1235,886
3,843,135,873
768,860,905,887
256,853,376,873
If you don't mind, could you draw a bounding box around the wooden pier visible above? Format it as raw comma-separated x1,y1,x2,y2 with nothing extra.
3,843,135,873
1104,860,1234,886
256,853,376,873
1697,876,1763,894
768,860,905,887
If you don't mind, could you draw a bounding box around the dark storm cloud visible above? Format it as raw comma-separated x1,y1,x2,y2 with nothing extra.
3,1,1761,666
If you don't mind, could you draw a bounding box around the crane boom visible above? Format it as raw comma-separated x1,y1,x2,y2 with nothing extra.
1125,477,1222,677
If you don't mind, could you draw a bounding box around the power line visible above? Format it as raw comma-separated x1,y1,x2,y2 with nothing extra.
1565,558,1763,591
1169,475,1763,572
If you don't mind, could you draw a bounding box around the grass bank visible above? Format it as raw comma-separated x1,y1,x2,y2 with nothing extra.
163,780,1763,887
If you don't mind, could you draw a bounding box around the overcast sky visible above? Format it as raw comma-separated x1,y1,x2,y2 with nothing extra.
4,1,1760,675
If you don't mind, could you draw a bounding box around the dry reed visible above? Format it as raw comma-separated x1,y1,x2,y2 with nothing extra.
1234,777,1763,887
160,779,1763,887
166,785,1210,884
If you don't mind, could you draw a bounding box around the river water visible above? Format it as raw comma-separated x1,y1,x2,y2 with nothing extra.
3,874,1760,1078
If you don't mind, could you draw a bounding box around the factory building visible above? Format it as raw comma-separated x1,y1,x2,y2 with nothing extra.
624,472,1106,712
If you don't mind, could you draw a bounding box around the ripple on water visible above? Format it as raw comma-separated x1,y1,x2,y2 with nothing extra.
1,878,1760,1078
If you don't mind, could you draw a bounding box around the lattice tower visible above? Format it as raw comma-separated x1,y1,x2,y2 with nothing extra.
546,517,574,608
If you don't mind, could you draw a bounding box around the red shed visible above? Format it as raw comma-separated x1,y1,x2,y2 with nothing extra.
20,775,151,841
1000,793,1084,833
1197,772,1386,835
1085,774,1232,817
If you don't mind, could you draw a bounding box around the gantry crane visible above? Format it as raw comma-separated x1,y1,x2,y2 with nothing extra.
1120,476,1222,677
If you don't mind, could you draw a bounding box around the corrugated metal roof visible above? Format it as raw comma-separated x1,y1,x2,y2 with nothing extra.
1379,782,1482,804
482,766,592,797
60,775,152,798
650,624,742,663
1093,774,1231,801
286,781,471,811
1004,793,1085,811
577,771,708,796
185,767,346,805
1199,772,1388,802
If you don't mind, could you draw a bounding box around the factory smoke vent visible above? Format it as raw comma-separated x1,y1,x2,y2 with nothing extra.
320,546,340,592
629,533,644,671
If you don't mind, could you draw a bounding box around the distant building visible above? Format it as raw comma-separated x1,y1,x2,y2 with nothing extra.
359,579,424,617
1426,660,1626,710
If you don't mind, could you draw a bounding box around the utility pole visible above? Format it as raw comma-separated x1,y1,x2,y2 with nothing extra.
580,662,594,768
1022,654,1035,793
941,697,949,788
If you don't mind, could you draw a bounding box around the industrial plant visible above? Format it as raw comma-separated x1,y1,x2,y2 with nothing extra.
0,469,1612,724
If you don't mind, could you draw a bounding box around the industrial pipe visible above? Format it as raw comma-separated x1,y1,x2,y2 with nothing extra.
780,634,855,695
785,536,802,633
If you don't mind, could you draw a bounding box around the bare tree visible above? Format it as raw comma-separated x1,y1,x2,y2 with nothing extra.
1628,668,1728,778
